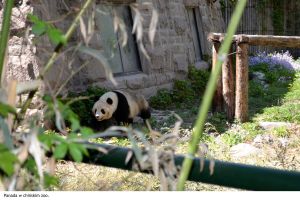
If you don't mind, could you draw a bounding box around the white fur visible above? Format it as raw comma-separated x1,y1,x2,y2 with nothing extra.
92,91,118,121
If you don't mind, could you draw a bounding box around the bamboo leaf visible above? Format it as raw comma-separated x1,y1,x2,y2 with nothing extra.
28,132,44,184
80,127,94,136
47,28,67,46
125,150,133,165
16,80,42,95
113,11,128,47
68,143,83,162
0,102,16,117
32,21,47,36
54,143,68,159
0,144,18,176
149,8,158,48
79,16,87,43
131,6,143,42
0,117,13,149
28,14,47,36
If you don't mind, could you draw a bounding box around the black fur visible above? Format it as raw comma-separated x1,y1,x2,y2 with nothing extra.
140,108,151,120
106,98,113,105
110,91,151,125
112,91,132,125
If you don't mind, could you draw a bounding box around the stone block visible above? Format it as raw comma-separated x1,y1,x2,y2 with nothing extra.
174,54,188,73
194,61,209,70
184,0,200,7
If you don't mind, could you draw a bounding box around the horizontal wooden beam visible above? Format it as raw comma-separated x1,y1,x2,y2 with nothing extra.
208,33,300,48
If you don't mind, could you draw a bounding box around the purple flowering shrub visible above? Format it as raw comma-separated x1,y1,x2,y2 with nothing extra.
249,51,300,71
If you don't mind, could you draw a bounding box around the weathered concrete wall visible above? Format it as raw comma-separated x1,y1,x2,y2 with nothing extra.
3,0,225,98
1,1,39,87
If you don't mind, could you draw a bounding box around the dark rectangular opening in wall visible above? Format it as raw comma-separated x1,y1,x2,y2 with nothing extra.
95,4,142,75
187,7,203,62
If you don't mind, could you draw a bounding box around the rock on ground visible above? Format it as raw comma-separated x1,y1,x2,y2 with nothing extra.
230,143,261,159
259,122,293,130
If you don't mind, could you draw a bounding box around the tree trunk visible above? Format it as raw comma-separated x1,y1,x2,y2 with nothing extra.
222,47,234,121
212,42,223,113
235,42,249,122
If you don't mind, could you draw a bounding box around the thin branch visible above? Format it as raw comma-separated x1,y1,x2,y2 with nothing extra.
55,60,89,97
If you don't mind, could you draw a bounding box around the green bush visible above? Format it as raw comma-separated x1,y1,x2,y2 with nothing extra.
150,66,210,109
221,131,243,147
250,63,295,84
149,89,173,109
188,66,210,94
249,81,265,97
173,80,195,103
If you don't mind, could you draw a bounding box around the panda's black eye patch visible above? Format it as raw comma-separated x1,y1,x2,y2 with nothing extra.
101,109,105,114
107,98,113,105
94,109,97,114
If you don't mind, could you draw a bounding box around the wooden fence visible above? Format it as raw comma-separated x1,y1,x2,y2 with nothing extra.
209,33,300,122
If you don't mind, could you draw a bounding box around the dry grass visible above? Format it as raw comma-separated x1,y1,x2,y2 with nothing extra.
52,124,300,191
54,161,239,191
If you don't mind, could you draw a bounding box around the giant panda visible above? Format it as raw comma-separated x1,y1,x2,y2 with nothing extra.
92,90,151,125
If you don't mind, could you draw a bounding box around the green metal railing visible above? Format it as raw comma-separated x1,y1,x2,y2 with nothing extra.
69,143,300,191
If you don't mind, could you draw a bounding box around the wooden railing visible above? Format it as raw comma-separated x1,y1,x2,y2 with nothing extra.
208,33,300,122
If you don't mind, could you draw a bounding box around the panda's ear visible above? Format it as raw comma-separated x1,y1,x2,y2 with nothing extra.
107,98,113,105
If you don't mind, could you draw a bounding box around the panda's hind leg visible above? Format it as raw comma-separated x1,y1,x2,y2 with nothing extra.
140,108,151,120
127,118,133,124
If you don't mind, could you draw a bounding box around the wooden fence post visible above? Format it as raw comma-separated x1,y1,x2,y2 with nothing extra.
222,46,235,121
235,35,249,122
212,42,223,112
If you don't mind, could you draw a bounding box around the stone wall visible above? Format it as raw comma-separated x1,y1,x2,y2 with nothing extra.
3,0,225,98
1,1,39,87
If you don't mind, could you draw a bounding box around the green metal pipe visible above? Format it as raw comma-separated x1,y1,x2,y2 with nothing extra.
77,143,300,191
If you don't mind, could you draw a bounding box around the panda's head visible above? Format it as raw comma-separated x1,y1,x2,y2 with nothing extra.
92,92,118,121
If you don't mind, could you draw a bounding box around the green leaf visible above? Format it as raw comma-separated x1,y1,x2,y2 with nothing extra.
47,28,66,46
68,143,83,162
0,144,18,176
0,117,13,149
42,94,52,103
44,173,59,188
27,14,39,23
70,116,80,132
80,127,93,136
28,14,47,36
0,102,16,117
38,134,53,149
54,143,68,159
24,156,38,175
32,21,47,36
77,144,89,157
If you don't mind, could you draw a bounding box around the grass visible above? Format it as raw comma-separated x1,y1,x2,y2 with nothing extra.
52,64,300,191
